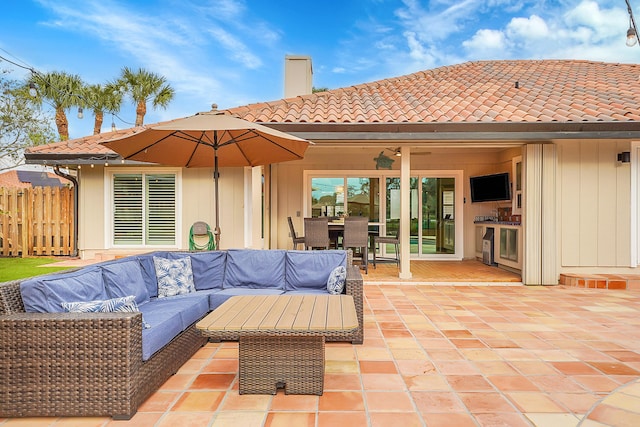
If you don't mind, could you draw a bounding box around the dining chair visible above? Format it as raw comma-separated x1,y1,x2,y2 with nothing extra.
304,217,330,250
373,227,400,269
343,216,369,273
287,216,305,249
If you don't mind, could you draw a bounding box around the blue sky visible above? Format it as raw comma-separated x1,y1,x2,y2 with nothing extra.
1,0,639,139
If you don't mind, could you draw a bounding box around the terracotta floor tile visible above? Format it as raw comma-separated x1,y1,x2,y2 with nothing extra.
551,361,601,375
171,391,224,411
587,403,640,426
318,391,365,411
53,418,110,427
446,375,493,391
529,374,588,392
220,393,271,411
394,359,437,375
404,374,450,391
324,359,359,374
158,373,195,391
104,412,162,427
203,359,238,373
506,391,565,412
359,360,398,374
210,411,266,427
365,391,414,412
551,392,600,413
138,391,180,412
588,361,640,376
370,412,424,427
411,391,466,413
488,375,540,391
189,373,235,390
473,412,535,427
573,375,622,393
323,374,362,390
510,360,558,375
432,360,479,375
524,413,582,427
474,360,519,375
361,373,406,390
421,413,477,427
458,392,515,413
317,411,368,427
264,412,314,427
156,412,215,426
269,394,318,411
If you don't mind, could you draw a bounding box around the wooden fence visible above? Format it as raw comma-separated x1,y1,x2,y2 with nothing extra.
0,187,75,256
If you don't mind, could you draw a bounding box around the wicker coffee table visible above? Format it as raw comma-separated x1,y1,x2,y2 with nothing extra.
196,294,358,395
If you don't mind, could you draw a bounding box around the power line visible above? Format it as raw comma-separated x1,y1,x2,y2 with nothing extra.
0,49,136,127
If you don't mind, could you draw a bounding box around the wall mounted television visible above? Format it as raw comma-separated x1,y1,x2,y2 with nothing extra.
469,172,511,203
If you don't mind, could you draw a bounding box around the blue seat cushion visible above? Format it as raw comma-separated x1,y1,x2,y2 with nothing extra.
101,259,150,305
285,289,330,295
285,250,347,291
223,249,286,289
20,267,108,313
139,303,183,361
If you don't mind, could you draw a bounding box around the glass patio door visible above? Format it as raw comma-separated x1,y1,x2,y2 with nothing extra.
385,174,460,258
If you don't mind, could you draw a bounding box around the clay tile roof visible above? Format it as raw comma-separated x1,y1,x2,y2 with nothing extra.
228,59,640,124
24,59,640,158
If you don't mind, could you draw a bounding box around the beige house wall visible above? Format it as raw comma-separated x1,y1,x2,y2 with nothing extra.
272,145,523,260
76,165,248,259
557,139,634,274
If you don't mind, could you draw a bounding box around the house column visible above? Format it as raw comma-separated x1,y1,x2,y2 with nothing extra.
523,143,557,284
399,146,412,279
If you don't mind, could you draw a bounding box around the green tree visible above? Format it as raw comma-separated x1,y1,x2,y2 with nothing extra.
1,71,55,170
83,82,123,134
28,71,84,141
117,67,174,126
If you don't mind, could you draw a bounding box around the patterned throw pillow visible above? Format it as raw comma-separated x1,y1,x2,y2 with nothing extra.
61,295,150,329
327,266,347,295
153,256,195,298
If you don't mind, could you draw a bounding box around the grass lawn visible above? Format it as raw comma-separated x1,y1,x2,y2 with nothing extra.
0,257,75,282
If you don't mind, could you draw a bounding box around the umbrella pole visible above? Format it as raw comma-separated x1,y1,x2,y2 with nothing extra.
214,150,221,249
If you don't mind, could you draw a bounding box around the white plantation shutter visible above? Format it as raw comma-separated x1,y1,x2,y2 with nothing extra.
112,173,176,246
113,174,143,245
146,174,176,245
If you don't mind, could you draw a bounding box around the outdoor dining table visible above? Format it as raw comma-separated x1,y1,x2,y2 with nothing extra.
195,294,358,395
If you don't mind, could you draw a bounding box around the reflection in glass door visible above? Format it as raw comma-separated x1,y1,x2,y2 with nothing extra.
385,175,457,257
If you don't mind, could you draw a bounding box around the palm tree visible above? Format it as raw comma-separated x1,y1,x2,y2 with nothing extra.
28,71,83,141
83,82,124,134
117,67,174,126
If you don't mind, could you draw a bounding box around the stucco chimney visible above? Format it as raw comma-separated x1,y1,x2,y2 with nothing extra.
284,55,313,98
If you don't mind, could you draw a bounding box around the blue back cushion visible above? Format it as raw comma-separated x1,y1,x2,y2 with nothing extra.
101,259,150,305
20,267,108,313
138,251,226,296
224,249,286,289
171,251,226,290
285,250,347,291
137,251,171,298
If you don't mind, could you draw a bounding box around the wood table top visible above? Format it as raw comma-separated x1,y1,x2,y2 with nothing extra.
196,294,358,335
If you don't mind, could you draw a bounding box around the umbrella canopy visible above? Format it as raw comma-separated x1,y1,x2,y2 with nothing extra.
101,110,311,248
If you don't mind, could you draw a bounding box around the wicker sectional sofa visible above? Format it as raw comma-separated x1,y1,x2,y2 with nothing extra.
0,249,363,420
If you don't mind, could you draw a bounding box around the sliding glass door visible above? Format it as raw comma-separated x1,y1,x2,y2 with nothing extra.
385,173,461,258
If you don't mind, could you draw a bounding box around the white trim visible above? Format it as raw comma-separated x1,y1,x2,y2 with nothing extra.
632,141,640,267
104,167,182,250
303,168,464,261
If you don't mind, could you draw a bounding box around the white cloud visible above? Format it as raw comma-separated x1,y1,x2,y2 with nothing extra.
463,29,507,56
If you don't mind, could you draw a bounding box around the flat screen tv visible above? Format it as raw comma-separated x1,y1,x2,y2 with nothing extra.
470,172,511,203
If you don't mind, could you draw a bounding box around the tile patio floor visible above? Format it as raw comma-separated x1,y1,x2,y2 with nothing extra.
3,262,640,427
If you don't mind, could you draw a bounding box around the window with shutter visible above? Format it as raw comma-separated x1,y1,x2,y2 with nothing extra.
112,172,176,246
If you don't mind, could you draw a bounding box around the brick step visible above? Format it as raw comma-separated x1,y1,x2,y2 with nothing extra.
559,273,640,290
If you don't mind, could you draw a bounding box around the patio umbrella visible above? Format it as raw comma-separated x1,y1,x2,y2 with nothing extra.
101,109,311,249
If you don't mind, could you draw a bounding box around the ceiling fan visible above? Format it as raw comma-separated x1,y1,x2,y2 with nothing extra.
386,147,431,157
